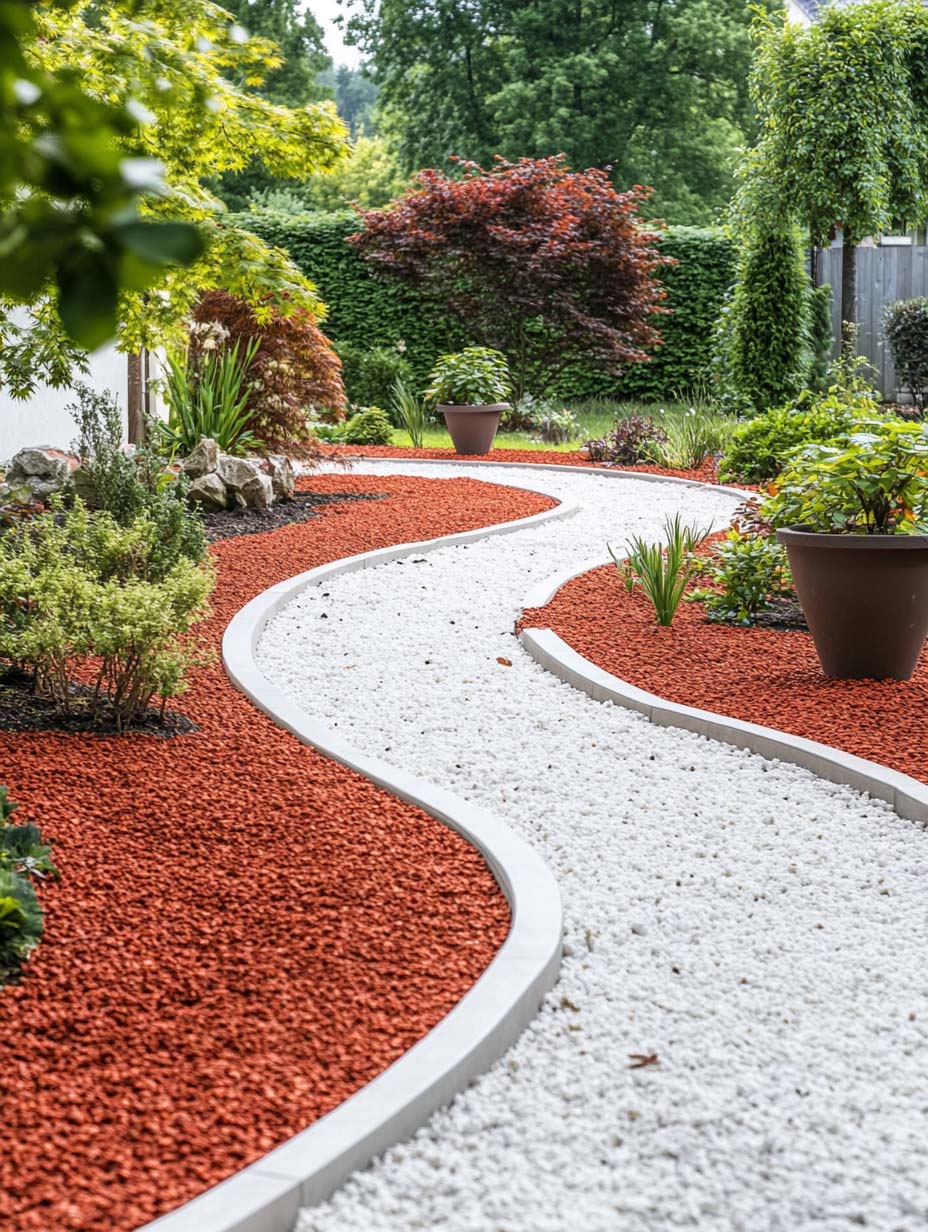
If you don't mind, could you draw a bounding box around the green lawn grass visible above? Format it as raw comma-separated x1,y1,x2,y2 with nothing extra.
385,399,693,452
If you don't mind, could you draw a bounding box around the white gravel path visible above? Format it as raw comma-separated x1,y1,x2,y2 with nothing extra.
258,461,928,1232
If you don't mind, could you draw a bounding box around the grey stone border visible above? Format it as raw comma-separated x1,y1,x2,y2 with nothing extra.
520,563,928,829
139,493,574,1232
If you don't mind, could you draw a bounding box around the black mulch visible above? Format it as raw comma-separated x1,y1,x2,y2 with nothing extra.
202,490,386,543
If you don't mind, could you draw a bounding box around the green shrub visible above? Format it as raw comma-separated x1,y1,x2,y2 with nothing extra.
340,407,394,445
609,513,711,626
884,297,928,408
0,786,57,986
693,532,795,625
425,348,512,406
719,376,880,485
0,500,214,727
727,224,808,413
69,384,207,574
234,212,736,401
765,419,928,534
336,340,412,411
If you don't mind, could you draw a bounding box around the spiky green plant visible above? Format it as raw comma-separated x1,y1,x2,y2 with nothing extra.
609,513,712,626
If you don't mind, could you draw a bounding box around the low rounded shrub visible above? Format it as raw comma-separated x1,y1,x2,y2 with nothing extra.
582,416,667,465
336,341,412,413
884,297,928,409
340,407,394,445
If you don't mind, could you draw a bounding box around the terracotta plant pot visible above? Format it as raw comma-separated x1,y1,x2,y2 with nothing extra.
776,526,928,679
438,403,508,455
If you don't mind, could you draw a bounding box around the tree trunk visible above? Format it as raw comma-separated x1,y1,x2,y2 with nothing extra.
840,237,857,352
127,352,144,444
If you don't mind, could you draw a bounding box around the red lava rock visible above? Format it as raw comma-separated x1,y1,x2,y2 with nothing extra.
324,443,716,484
0,473,553,1232
522,561,928,786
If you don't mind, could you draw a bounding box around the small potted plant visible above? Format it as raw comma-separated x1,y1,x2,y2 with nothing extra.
768,419,928,679
425,347,511,455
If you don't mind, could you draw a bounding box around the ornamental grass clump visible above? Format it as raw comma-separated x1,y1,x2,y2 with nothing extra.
764,419,928,535
609,513,711,626
0,499,214,728
390,377,427,446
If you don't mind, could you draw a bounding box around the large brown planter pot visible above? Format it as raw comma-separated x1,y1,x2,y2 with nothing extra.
776,526,928,680
438,403,508,455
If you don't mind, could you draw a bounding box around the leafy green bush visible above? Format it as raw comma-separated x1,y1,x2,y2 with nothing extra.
609,513,711,626
158,330,260,456
340,407,394,445
235,213,736,400
694,532,795,625
884,297,928,408
719,374,880,484
69,384,207,573
336,340,412,411
0,786,57,986
765,419,928,534
425,348,511,406
0,500,214,727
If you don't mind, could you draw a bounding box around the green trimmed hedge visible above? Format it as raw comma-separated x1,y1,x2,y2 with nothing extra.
235,212,735,402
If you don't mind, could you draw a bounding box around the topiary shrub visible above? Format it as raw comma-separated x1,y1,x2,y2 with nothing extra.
340,407,394,445
193,291,346,455
727,224,808,413
884,297,928,409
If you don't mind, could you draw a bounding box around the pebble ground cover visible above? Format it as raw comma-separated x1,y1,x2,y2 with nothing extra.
257,461,928,1232
0,473,552,1232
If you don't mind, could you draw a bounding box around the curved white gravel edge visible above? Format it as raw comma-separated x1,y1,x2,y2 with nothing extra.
138,494,574,1232
520,566,928,828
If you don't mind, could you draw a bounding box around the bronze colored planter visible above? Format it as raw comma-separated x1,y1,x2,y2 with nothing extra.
438,403,508,455
776,527,928,679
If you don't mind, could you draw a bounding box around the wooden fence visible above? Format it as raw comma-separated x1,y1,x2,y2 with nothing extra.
816,243,928,397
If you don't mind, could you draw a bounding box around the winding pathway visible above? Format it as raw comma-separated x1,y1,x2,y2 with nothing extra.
258,461,928,1232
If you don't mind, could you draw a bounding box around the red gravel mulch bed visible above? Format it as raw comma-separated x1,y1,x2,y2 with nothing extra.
521,563,928,786
2,473,553,1232
324,443,718,484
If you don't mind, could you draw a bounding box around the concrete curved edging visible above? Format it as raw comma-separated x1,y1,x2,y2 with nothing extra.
330,452,752,500
139,492,576,1232
519,559,928,829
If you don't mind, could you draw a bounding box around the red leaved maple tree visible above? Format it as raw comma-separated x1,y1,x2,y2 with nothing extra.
194,291,347,458
351,156,669,397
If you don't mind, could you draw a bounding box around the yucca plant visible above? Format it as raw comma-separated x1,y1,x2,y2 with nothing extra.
158,336,261,457
390,376,427,447
609,513,712,626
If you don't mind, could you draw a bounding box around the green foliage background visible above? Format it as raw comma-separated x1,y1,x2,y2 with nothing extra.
236,213,735,400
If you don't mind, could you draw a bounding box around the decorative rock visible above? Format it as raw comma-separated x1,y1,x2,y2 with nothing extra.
239,473,274,510
188,472,229,510
183,437,219,479
5,447,74,499
262,454,295,501
217,453,263,496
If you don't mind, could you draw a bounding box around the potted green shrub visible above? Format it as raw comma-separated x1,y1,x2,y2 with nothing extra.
425,347,511,455
768,419,928,679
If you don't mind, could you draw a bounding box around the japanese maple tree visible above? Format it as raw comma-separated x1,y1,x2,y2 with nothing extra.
350,156,669,398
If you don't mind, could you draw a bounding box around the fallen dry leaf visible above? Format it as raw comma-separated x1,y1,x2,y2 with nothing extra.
628,1053,659,1069
496,656,513,666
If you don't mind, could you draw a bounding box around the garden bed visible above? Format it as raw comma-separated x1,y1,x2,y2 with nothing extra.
322,443,718,483
521,562,928,784
0,473,553,1232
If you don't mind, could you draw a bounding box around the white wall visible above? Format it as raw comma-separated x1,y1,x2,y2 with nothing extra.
0,342,128,462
